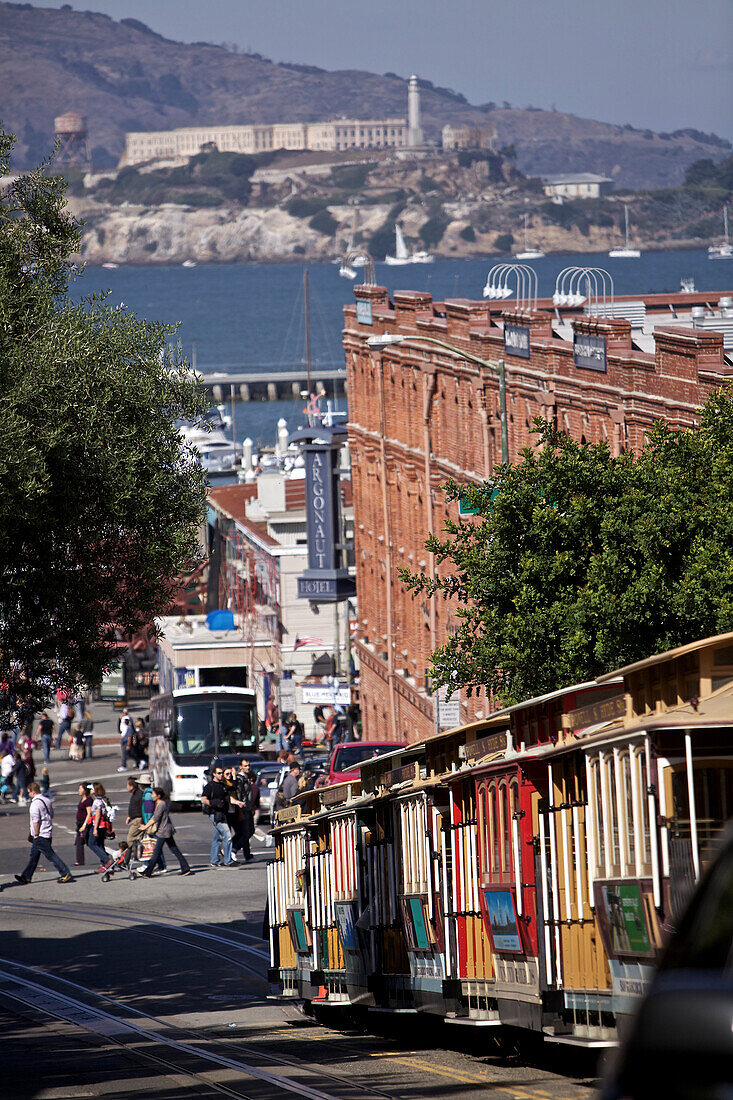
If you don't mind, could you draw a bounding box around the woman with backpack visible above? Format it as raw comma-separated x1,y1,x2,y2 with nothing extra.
79,781,113,871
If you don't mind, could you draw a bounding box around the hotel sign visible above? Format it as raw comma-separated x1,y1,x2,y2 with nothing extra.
574,332,607,372
504,323,530,359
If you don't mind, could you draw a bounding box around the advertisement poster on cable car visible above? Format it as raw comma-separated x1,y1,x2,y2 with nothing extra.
335,902,358,952
596,882,653,956
482,887,523,953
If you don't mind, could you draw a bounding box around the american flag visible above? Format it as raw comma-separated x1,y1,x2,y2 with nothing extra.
293,636,325,650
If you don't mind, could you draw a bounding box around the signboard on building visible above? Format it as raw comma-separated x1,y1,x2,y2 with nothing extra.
574,332,607,372
504,323,530,359
279,679,297,713
301,683,351,706
176,667,196,689
293,425,356,603
437,684,461,730
356,299,373,326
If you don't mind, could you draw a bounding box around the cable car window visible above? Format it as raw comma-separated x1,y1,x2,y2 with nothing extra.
502,782,512,876
622,753,636,871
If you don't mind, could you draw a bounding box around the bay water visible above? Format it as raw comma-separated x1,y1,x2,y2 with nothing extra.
69,250,731,450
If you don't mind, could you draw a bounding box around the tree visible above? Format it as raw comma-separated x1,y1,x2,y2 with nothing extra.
400,391,733,705
0,133,208,715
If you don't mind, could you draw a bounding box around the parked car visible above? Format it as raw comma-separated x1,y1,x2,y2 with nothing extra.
603,827,733,1100
324,741,404,787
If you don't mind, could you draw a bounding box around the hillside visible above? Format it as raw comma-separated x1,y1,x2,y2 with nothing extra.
2,2,730,190
54,147,733,265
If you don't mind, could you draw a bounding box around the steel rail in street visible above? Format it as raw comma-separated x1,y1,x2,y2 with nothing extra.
0,954,398,1100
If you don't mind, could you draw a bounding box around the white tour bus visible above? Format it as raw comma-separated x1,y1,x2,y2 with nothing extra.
148,687,258,806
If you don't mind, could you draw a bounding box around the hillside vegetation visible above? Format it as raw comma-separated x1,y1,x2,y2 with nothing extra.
59,144,733,264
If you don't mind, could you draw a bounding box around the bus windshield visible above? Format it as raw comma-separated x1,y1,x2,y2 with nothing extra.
173,698,257,757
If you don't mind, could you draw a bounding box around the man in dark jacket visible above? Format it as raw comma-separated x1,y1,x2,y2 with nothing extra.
201,765,239,867
125,776,144,860
232,759,256,863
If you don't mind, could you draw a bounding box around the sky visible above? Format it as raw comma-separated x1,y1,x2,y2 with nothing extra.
27,0,733,140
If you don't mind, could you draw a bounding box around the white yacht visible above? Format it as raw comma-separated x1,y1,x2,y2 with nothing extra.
179,425,239,475
384,224,434,265
608,204,641,258
514,213,545,260
708,206,733,259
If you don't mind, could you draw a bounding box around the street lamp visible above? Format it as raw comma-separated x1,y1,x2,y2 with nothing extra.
366,332,508,464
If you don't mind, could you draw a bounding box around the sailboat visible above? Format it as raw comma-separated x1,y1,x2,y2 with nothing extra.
384,224,434,265
708,205,733,259
608,204,641,258
514,213,545,260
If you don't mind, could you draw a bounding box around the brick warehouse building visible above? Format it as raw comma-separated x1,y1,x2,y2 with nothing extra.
343,283,733,744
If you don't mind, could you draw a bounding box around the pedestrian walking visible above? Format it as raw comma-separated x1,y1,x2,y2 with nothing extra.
81,707,94,759
14,751,29,804
69,723,84,761
232,758,256,862
133,718,148,769
139,772,166,871
36,713,55,764
201,765,238,867
124,776,144,861
79,782,114,871
117,709,133,772
138,788,191,877
74,782,92,866
15,781,74,884
1,748,16,802
56,699,71,749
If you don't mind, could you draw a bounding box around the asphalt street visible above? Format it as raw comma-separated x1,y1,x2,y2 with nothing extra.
0,703,602,1099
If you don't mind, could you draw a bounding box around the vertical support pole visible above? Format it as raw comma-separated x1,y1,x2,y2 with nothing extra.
497,358,508,464
685,731,700,881
584,757,596,910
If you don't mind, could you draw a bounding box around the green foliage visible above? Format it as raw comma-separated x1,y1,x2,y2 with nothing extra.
684,155,733,191
459,225,476,242
168,190,222,208
285,195,329,219
329,164,371,190
400,393,733,705
420,212,448,248
0,133,208,714
309,208,338,236
92,150,260,206
369,221,397,260
493,232,513,252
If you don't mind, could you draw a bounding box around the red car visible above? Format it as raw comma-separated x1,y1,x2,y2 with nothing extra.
324,741,404,787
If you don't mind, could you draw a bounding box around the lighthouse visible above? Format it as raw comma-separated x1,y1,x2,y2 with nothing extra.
407,75,423,147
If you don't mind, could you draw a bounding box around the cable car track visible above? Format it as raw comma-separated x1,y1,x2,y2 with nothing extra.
0,954,400,1100
0,899,269,980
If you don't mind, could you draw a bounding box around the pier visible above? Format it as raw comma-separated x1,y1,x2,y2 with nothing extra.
198,366,346,403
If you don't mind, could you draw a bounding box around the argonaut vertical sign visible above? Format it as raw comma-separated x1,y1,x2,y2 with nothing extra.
305,448,335,572
293,425,356,603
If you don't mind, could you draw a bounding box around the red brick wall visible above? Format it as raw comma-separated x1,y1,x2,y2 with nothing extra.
346,287,729,743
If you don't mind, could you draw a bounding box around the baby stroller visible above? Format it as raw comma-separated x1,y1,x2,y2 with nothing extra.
101,837,148,882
